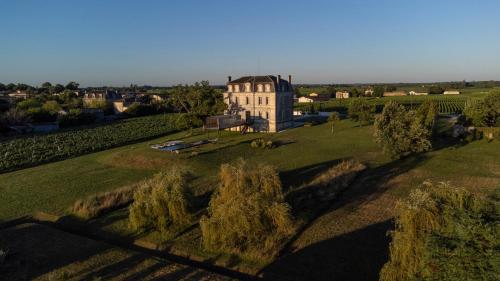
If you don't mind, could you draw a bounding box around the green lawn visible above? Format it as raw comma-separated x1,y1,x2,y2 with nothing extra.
0,120,384,221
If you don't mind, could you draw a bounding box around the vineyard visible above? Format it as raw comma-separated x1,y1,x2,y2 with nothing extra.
295,95,468,114
0,114,185,173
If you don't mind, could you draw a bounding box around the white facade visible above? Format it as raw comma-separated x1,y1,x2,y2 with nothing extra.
223,75,294,132
443,91,460,95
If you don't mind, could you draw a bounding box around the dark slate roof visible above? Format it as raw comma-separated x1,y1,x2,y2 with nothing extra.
227,75,292,92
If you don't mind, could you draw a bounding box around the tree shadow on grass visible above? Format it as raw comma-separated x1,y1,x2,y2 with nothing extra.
262,220,393,281
262,155,431,281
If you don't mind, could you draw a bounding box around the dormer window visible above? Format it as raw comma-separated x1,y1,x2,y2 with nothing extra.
234,85,240,92
257,84,263,92
245,83,251,92
265,84,271,92
228,85,233,92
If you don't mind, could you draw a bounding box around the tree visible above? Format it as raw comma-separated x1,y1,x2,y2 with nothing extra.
200,159,294,258
429,86,444,95
51,84,65,94
129,166,193,236
41,82,52,89
380,182,499,281
65,81,79,91
374,86,384,98
169,81,226,118
348,99,374,125
328,112,340,134
385,85,397,92
483,91,500,126
42,100,62,114
0,83,5,91
416,101,438,132
464,91,500,127
374,101,432,159
6,83,16,91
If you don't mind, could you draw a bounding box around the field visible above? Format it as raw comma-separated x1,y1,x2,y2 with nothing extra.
294,87,497,114
1,117,499,279
0,114,187,173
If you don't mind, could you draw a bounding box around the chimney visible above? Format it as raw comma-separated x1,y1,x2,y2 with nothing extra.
288,75,292,85
228,76,232,82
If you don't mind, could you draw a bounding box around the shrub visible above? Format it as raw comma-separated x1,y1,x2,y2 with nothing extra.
251,138,275,149
26,107,57,123
129,166,193,235
374,101,432,159
200,159,294,259
72,182,140,220
288,160,366,208
380,183,500,281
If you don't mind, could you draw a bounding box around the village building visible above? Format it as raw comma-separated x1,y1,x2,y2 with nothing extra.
297,93,330,103
383,91,407,97
409,91,428,96
364,88,374,96
82,89,122,106
443,90,460,95
8,90,29,99
219,75,294,133
336,91,351,99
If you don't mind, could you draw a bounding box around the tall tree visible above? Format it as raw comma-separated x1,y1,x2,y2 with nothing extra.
65,81,80,91
374,101,432,159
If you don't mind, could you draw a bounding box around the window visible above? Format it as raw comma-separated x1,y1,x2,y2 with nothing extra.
245,83,251,92
234,85,240,92
265,112,269,119
228,85,233,92
246,96,249,105
258,111,262,118
257,84,263,92
235,97,239,104
265,84,271,92
265,97,269,105
258,97,262,105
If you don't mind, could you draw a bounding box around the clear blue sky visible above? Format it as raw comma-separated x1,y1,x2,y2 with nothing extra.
1,0,499,86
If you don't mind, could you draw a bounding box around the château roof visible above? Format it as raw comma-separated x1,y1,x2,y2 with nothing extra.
227,75,292,92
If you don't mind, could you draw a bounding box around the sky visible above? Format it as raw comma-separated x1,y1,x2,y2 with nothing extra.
1,0,500,87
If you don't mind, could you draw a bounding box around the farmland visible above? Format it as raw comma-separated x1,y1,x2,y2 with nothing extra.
295,95,472,114
0,114,186,173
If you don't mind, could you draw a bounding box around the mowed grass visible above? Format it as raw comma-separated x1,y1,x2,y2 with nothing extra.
0,120,385,220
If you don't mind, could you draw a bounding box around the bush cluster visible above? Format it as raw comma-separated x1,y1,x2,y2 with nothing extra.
380,182,500,281
250,138,275,149
129,166,193,236
200,159,294,259
72,182,140,220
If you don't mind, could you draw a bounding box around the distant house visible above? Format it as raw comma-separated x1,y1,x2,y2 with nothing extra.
443,90,460,95
364,89,374,96
150,94,165,102
383,91,407,97
82,89,122,106
336,91,351,99
409,91,428,96
8,90,29,99
297,93,329,103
